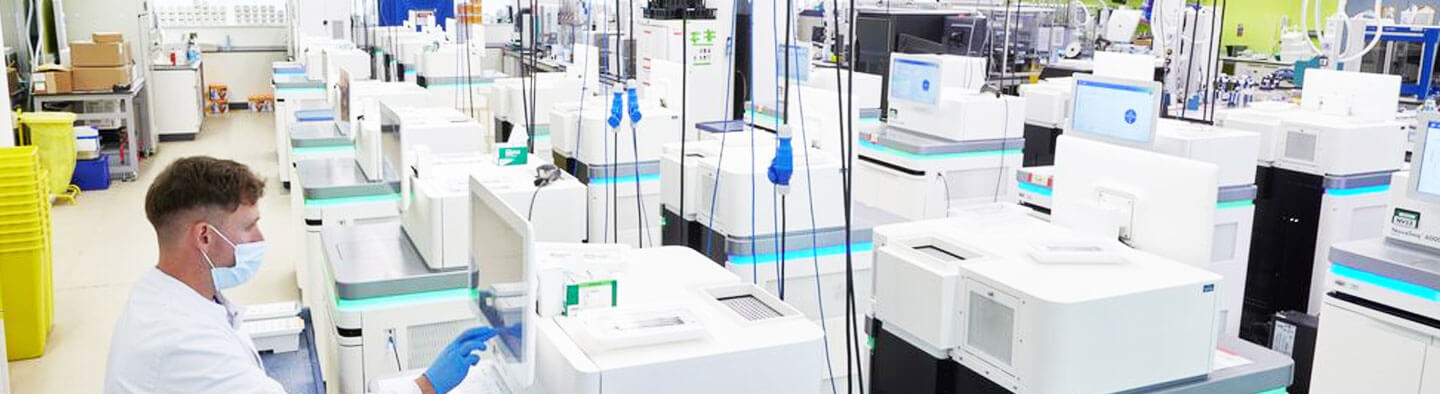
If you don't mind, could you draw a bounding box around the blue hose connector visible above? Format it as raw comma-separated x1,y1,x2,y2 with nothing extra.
767,125,794,194
627,87,642,123
607,91,624,129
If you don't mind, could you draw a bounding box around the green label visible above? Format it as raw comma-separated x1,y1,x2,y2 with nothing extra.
498,147,528,166
563,280,618,316
1395,208,1421,229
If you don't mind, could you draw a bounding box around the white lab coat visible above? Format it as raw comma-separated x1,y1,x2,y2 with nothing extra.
103,268,426,394
105,268,284,393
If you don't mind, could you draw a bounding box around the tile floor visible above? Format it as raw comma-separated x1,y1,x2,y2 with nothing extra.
7,111,301,393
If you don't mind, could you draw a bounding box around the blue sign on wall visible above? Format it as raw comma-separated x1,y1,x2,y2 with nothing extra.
378,0,456,28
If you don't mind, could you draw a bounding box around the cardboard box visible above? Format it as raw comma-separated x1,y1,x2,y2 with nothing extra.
91,32,123,43
72,65,132,92
7,67,18,94
70,41,130,67
30,67,72,95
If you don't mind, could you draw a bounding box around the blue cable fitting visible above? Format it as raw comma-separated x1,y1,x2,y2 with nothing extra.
767,125,795,194
607,91,624,129
627,87,643,123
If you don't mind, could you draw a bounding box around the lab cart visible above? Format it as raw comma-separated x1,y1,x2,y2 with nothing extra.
31,78,153,181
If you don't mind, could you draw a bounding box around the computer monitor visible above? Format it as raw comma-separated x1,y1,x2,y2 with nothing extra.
1068,74,1162,148
468,177,537,389
1410,119,1440,201
889,56,942,106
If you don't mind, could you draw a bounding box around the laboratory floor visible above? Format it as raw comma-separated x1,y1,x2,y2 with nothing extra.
7,111,302,392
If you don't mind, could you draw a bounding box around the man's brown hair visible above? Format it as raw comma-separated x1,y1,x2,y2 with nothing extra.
144,156,265,238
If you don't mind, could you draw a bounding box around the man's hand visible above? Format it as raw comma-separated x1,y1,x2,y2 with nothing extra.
422,327,498,394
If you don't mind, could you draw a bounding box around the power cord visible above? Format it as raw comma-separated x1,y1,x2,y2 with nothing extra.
529,164,562,221
386,329,402,371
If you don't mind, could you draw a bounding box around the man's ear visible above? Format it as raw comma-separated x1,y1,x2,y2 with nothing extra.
186,219,211,248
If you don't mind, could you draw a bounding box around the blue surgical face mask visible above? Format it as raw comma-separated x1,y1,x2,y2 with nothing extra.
200,224,267,291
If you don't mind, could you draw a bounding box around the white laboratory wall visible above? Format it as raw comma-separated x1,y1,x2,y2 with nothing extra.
62,0,145,67
202,50,288,102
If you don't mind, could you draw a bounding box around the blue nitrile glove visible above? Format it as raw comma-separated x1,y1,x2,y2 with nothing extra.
608,91,624,128
423,326,498,394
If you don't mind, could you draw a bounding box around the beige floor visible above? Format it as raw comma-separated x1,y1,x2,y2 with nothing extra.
7,111,302,392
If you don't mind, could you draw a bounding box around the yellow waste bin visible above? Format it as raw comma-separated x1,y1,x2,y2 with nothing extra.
0,147,51,360
17,111,78,199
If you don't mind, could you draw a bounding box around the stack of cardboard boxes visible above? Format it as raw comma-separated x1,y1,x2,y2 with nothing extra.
69,32,134,92
30,65,72,95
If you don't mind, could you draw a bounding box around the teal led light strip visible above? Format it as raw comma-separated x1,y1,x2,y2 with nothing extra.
1217,200,1255,210
729,242,874,266
589,174,661,185
292,145,355,155
304,193,401,207
335,287,472,312
1252,388,1287,394
1326,185,1390,197
743,109,781,126
1017,182,1052,197
859,140,1020,161
1331,263,1439,301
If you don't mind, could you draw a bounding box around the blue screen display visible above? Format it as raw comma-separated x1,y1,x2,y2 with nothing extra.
1070,79,1157,144
891,58,941,105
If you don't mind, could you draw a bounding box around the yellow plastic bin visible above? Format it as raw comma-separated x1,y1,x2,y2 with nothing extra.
17,112,78,199
0,146,51,360
0,240,49,360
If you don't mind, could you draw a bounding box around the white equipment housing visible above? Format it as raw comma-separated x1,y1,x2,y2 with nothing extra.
872,205,1220,393
1017,78,1073,129
1310,151,1440,391
372,104,485,182
1277,113,1406,315
548,96,681,248
342,81,432,137
1274,114,1406,177
885,54,990,139
272,62,330,186
856,53,1024,221
417,42,488,80
1152,120,1261,337
636,16,733,133
535,247,826,394
492,73,583,159
403,153,586,270
1214,102,1299,166
323,47,372,89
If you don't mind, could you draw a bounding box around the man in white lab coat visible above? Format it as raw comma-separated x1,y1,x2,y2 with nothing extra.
104,157,493,394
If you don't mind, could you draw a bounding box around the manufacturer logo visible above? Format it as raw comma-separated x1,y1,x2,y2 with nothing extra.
1124,109,1138,124
1394,208,1421,230
1202,284,1214,293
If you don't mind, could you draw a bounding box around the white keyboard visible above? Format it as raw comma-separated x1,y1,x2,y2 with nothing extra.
241,317,304,335
241,301,300,321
